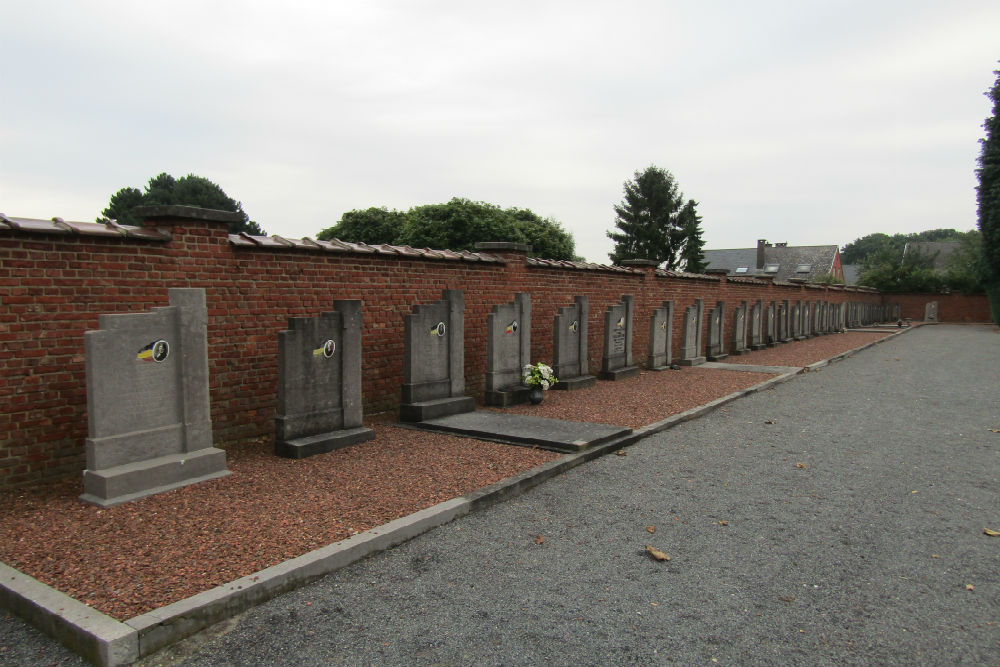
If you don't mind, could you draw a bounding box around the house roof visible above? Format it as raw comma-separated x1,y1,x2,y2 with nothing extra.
703,244,840,282
902,241,959,271
842,263,863,286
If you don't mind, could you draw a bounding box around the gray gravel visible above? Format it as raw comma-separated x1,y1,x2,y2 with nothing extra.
4,324,999,666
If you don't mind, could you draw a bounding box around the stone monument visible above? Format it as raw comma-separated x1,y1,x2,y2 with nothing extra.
399,289,475,421
766,301,777,347
485,293,532,406
706,301,727,361
275,300,375,458
553,295,597,389
80,288,229,506
679,298,706,366
731,300,748,355
750,300,765,350
600,295,639,380
647,300,675,371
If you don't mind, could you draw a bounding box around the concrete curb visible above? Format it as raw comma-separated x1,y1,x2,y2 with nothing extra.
0,327,915,666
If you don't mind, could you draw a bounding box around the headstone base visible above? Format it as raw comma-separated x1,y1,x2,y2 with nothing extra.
752,344,768,351
600,365,639,381
678,356,706,366
553,375,597,391
80,448,230,507
647,362,670,371
706,353,729,362
276,426,375,459
485,385,532,407
400,396,475,422
730,348,749,356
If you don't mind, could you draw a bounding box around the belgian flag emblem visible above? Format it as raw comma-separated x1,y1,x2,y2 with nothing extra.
616,316,625,328
137,339,169,363
430,322,447,337
568,320,578,333
313,340,336,358
505,320,518,335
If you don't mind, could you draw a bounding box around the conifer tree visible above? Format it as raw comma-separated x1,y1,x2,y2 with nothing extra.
977,67,1000,323
607,166,693,268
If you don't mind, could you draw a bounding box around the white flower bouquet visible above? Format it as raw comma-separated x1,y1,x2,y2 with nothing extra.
523,362,558,390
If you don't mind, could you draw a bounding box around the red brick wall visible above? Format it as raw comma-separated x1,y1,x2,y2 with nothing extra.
1,212,954,487
890,293,993,323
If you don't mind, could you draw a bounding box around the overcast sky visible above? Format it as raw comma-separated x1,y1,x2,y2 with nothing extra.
3,1,998,262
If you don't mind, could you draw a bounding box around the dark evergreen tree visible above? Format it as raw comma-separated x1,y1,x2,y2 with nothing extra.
677,199,707,273
977,66,1000,323
100,172,264,235
607,166,690,268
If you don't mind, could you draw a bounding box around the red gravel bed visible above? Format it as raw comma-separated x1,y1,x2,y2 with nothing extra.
492,367,775,428
0,425,557,621
720,330,894,368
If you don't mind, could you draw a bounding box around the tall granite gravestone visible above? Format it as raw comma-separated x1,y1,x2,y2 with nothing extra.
731,301,748,355
647,300,675,371
399,289,475,421
80,288,229,506
275,300,375,459
553,295,597,390
924,301,938,321
679,298,706,366
779,300,791,342
485,293,532,406
801,300,811,338
766,302,777,347
791,301,803,340
706,301,728,361
750,300,765,350
601,295,639,380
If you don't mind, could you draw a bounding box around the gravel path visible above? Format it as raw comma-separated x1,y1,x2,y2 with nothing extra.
4,325,998,665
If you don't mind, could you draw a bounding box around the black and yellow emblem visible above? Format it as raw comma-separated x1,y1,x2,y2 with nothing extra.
616,316,625,329
430,321,447,337
137,339,169,363
313,339,336,358
568,320,578,333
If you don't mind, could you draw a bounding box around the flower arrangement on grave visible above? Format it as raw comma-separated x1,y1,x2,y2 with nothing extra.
522,362,558,390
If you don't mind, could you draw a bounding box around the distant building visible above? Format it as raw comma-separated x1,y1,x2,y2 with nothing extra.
901,241,959,271
703,239,844,283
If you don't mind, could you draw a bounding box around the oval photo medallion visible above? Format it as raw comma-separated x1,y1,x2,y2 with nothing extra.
323,339,336,358
151,339,169,363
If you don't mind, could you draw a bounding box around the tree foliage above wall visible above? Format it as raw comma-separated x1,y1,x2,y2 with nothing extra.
100,173,264,235
316,198,578,261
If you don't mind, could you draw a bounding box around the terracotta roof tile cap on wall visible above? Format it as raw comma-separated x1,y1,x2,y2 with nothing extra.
0,213,170,241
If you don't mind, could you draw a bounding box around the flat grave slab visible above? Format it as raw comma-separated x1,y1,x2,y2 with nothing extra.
413,411,631,453
701,361,798,374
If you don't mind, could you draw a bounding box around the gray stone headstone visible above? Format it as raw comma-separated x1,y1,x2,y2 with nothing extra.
780,300,791,342
275,300,375,458
80,288,229,506
750,300,765,350
679,299,706,366
766,302,777,347
731,300,748,355
791,301,804,340
400,289,475,421
647,300,675,371
801,300,811,338
924,301,938,321
601,295,639,380
707,301,728,361
553,295,596,390
485,293,532,406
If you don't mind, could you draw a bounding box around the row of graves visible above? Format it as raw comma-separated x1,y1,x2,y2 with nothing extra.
79,288,896,506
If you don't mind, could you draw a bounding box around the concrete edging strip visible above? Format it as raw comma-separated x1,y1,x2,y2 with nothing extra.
1,326,915,665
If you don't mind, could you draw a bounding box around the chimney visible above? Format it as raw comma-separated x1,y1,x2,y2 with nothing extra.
756,239,768,269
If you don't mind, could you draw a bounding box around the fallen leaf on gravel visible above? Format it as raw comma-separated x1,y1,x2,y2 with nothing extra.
764,420,776,425
796,462,807,469
646,525,656,534
779,596,795,603
989,428,1000,433
534,535,546,544
645,545,670,561
717,520,729,526
966,584,975,591
615,450,627,457
931,554,940,559
984,528,1000,537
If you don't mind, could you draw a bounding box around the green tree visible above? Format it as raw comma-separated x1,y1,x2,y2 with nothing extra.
677,199,707,273
943,230,985,293
316,207,407,245
857,246,945,293
607,166,692,268
977,67,1000,323
841,229,968,266
100,172,264,235
318,198,577,260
